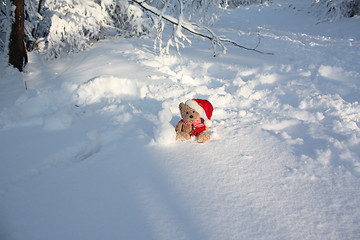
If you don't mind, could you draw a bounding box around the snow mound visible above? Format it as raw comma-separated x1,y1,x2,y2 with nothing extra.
152,107,176,146
76,76,139,105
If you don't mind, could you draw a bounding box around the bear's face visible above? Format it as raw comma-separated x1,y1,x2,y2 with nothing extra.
179,103,201,124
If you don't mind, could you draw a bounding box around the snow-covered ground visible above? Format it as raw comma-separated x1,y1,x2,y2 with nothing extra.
1,1,360,240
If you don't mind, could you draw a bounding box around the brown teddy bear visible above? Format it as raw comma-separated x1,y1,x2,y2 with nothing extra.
175,99,214,143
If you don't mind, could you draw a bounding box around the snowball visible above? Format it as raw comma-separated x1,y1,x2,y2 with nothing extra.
158,108,172,123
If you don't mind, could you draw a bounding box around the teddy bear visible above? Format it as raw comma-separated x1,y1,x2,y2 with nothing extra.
175,99,214,143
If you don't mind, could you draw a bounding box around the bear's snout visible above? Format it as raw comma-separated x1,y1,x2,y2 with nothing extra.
189,115,193,118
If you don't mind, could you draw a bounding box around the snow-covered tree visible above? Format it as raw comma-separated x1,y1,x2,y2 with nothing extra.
21,0,154,58
105,1,150,37
0,0,11,54
34,0,112,57
311,0,360,21
24,0,45,51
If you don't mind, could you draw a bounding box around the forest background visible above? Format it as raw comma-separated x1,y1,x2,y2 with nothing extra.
1,0,359,70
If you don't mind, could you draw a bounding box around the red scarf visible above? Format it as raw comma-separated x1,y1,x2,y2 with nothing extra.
183,118,206,136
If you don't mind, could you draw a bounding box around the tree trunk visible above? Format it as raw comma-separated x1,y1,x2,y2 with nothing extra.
8,0,28,72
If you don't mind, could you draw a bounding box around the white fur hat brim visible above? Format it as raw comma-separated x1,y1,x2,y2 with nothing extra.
185,99,204,115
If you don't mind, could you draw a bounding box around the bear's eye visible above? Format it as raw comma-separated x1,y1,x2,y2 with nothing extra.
186,112,189,114
193,111,195,113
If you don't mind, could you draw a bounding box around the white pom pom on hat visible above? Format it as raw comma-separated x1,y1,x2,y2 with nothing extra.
185,99,214,127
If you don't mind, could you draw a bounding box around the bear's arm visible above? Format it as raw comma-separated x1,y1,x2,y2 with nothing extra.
175,120,184,132
201,118,208,130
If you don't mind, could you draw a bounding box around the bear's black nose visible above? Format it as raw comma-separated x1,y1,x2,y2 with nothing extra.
189,115,193,118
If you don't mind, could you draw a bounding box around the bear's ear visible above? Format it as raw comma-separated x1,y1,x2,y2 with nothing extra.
179,103,185,110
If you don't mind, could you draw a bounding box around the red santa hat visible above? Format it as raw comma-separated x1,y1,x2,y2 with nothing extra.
185,99,214,127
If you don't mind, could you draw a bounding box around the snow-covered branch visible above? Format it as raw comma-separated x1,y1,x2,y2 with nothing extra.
132,0,273,55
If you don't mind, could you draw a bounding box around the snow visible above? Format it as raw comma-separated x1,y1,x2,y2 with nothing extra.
1,1,360,240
